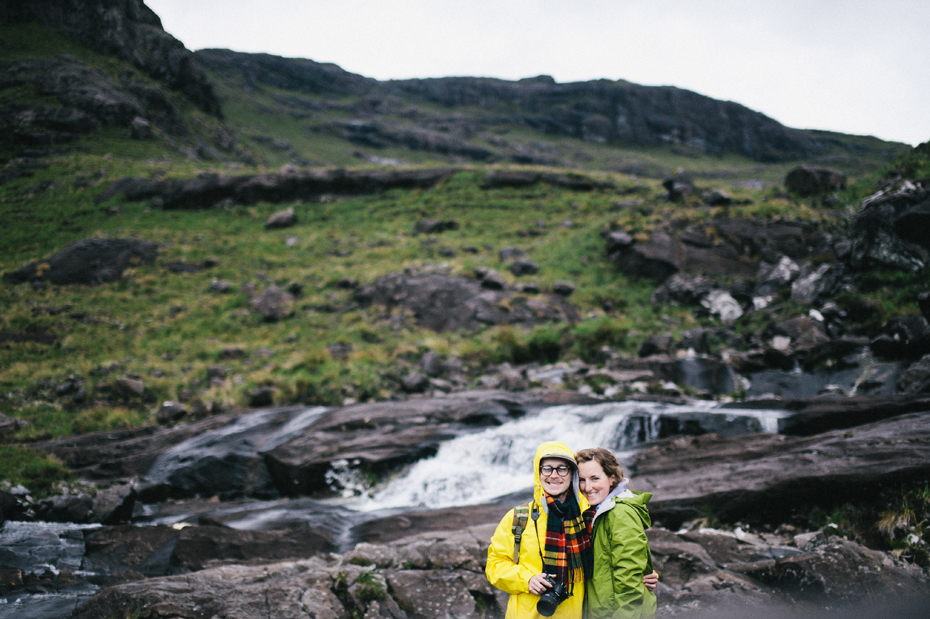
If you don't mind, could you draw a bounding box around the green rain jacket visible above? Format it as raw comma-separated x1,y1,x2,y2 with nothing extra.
584,488,657,619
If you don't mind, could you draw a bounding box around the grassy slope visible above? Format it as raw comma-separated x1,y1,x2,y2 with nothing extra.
0,23,924,494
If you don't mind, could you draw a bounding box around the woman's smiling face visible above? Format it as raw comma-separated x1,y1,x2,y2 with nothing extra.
578,459,617,507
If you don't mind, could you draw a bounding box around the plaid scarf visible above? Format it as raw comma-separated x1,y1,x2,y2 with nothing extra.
541,493,594,584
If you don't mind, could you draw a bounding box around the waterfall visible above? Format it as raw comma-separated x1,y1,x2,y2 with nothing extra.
353,400,790,511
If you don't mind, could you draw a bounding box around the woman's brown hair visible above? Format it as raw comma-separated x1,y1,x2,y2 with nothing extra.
575,448,625,490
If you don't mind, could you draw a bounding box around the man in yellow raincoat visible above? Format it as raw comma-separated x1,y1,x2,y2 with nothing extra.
486,441,592,619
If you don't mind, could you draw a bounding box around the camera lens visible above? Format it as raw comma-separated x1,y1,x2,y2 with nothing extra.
537,591,560,617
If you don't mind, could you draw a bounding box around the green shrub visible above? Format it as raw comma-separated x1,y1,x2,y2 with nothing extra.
571,318,627,363
0,445,71,497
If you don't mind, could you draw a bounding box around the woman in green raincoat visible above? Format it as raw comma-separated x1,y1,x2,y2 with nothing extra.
576,448,657,619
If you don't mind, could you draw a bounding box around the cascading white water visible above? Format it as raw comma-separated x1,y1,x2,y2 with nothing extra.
354,400,791,511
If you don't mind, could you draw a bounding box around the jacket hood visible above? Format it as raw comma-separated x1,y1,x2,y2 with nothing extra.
594,488,653,529
533,441,588,514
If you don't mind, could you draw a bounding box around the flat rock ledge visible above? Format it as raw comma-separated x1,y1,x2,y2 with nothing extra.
71,523,929,619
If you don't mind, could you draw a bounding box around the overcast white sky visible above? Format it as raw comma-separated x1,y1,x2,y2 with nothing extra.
146,0,929,146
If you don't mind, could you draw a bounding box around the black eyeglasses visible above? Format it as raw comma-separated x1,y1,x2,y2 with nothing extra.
540,465,571,477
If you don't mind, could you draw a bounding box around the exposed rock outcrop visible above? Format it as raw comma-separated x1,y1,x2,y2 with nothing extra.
354,270,578,332
3,238,158,286
3,0,221,116
633,411,930,528
98,166,462,208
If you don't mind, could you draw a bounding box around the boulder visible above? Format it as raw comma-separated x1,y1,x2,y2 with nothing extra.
3,238,158,286
870,315,930,360
897,355,930,394
113,376,145,399
551,281,576,297
265,207,297,229
848,180,930,272
498,246,528,262
753,256,799,299
401,372,430,393
250,286,294,321
353,272,577,332
420,351,444,377
652,274,716,306
790,263,842,306
663,170,695,202
34,493,93,523
508,259,539,276
702,189,733,206
784,166,846,196
701,290,743,325
413,219,459,234
156,401,187,425
639,334,674,358
89,483,135,525
772,316,829,351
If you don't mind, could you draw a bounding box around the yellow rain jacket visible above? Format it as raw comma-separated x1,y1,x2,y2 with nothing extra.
486,441,590,619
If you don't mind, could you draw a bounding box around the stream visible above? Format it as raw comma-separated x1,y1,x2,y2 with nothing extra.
2,399,791,618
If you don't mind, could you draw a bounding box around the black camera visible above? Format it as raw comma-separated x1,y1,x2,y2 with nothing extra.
536,574,570,617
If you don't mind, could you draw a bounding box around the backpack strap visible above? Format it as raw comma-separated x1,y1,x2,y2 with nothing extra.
511,502,532,563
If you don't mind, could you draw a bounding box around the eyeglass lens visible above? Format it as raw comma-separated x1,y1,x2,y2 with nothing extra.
540,465,570,476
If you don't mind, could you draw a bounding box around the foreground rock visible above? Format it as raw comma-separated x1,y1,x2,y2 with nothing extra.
354,270,578,332
68,522,929,619
632,411,930,528
4,238,158,286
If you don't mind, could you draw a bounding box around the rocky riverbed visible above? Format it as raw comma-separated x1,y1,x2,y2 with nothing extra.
3,391,930,618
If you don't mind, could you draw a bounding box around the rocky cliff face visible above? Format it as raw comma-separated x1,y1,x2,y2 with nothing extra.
195,48,864,163
1,0,221,116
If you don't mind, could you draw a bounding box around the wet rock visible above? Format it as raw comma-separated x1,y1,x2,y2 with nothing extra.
636,411,930,528
870,314,930,360
354,271,577,332
250,286,294,321
34,493,93,523
89,483,135,525
784,166,846,196
265,206,297,229
263,393,537,497
898,355,930,394
3,238,158,286
0,489,29,523
173,525,333,571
